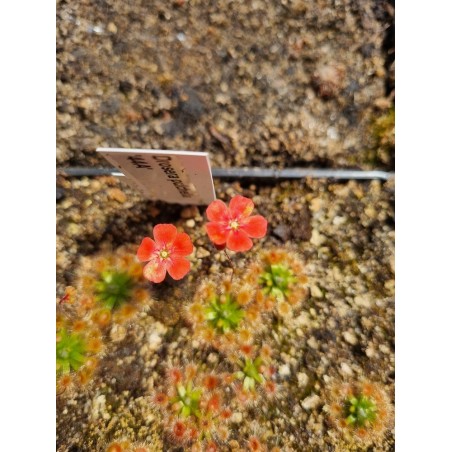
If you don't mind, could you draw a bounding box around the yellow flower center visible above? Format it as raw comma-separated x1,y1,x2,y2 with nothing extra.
229,220,240,230
160,249,169,259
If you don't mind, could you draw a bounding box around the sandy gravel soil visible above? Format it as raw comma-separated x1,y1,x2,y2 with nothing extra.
56,177,394,451
57,0,394,170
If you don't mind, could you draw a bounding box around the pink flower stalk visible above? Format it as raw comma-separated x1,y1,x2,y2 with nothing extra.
137,224,193,283
205,195,267,252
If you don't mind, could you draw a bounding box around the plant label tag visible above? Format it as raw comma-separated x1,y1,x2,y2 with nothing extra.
97,148,216,205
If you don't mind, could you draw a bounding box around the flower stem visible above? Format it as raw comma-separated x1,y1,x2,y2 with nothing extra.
224,250,235,282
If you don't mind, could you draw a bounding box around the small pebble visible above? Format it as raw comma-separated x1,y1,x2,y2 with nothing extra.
278,364,291,377
354,294,372,308
301,394,321,410
310,285,323,298
207,353,218,363
365,206,377,219
343,331,358,345
307,336,319,350
231,412,243,423
332,216,346,225
297,372,309,388
196,247,210,258
110,325,127,342
107,22,117,33
185,219,195,228
310,230,327,246
310,197,324,212
340,362,354,376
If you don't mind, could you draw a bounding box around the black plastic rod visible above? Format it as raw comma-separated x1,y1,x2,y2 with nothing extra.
58,167,394,181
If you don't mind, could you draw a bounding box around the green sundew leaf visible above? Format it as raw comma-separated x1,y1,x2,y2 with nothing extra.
177,384,186,398
244,376,255,391
71,351,87,364
345,415,356,425
190,389,202,401
273,288,285,300
244,358,256,373
71,360,83,371
62,361,71,374
357,407,368,420
181,405,191,418
228,310,244,324
205,311,217,320
241,358,265,390
95,283,108,297
246,367,260,381
106,296,118,310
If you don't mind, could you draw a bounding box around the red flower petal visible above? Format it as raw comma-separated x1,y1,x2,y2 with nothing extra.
205,222,229,245
143,260,167,283
226,229,253,252
172,232,193,256
153,224,177,247
206,200,229,222
137,237,157,262
167,256,191,280
241,215,268,238
229,195,254,219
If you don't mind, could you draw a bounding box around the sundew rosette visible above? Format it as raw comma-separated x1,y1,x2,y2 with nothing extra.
151,364,232,449
56,299,104,394
326,380,394,448
185,277,263,354
75,246,153,327
225,344,278,408
244,248,308,316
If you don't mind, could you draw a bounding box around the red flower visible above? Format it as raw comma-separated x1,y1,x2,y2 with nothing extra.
137,224,193,283
205,195,267,252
